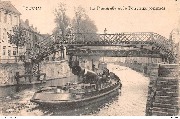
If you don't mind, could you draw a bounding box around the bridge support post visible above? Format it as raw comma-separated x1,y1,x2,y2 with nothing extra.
147,64,179,116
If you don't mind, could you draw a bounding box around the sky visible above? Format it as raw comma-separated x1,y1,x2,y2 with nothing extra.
7,0,180,38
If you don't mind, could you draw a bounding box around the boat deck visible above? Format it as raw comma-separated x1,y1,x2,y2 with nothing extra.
34,92,72,101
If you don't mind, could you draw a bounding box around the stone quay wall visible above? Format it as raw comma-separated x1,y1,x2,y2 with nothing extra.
145,64,179,116
40,60,70,80
0,60,70,85
121,62,179,116
0,63,25,85
145,63,159,116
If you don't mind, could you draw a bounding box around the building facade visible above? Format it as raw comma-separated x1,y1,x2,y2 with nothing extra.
0,1,45,63
20,19,44,62
0,1,21,63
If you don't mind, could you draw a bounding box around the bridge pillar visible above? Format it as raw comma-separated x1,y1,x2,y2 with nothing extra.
147,64,179,116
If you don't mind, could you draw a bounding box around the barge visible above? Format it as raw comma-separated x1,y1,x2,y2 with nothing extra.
30,63,122,108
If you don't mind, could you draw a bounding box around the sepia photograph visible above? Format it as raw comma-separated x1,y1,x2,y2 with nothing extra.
0,0,180,116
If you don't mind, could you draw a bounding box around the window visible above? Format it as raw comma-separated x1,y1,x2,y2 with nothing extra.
13,47,16,55
3,29,6,42
8,50,11,56
14,16,18,25
9,30,12,34
10,14,12,25
7,14,9,24
3,46,6,55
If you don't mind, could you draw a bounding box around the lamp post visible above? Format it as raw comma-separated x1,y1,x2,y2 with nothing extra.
104,28,107,34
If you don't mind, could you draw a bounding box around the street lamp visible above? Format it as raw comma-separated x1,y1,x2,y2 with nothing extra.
104,28,107,34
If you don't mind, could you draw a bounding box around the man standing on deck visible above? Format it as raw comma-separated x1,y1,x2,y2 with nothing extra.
72,66,100,89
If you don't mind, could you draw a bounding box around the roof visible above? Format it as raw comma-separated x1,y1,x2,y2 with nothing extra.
41,34,51,38
20,19,30,29
0,1,21,15
20,19,38,33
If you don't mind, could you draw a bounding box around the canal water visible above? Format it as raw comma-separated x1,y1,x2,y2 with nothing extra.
0,73,120,116
0,59,149,116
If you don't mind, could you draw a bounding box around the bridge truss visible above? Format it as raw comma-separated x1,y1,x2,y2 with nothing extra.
66,32,178,63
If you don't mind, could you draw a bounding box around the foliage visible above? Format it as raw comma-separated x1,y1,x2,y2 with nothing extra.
7,24,28,60
72,6,97,33
7,25,27,48
54,3,70,42
72,6,98,41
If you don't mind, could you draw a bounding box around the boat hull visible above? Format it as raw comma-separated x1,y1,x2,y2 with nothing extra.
30,83,121,108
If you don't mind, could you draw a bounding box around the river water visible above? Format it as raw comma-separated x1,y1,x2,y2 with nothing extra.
0,63,149,116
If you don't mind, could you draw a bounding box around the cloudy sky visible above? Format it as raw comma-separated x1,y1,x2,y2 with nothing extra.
8,0,180,38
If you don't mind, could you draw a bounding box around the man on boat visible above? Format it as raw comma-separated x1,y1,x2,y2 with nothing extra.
15,72,20,84
72,65,101,89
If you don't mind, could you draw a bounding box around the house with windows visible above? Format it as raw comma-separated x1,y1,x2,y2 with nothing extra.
0,1,21,63
0,1,44,63
20,19,44,62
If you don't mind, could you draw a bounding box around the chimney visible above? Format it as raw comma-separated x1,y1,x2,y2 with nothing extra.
25,19,29,26
35,27,37,31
